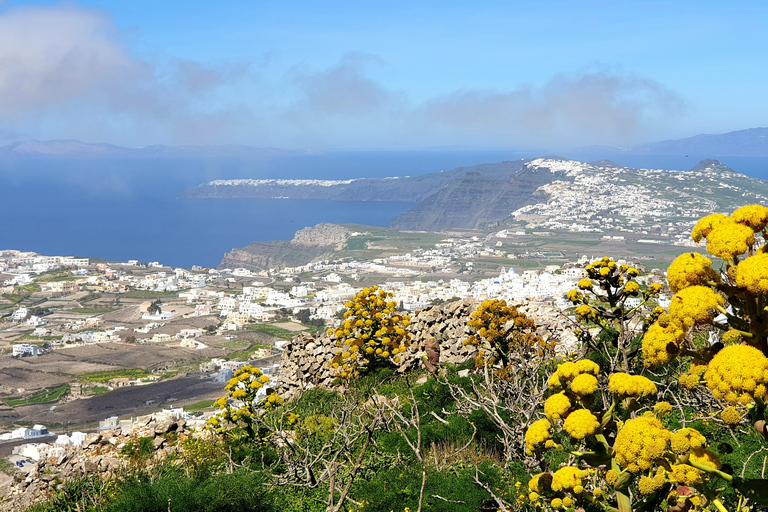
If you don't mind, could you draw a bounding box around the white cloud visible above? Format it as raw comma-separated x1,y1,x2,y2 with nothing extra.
0,4,148,115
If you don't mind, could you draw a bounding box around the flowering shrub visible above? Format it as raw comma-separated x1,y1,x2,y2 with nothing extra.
207,365,282,437
642,205,768,434
464,298,552,368
326,286,411,380
524,361,746,512
566,256,662,373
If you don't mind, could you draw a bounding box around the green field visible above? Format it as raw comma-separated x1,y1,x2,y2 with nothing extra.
7,385,70,407
246,324,300,339
222,339,250,350
183,399,216,412
122,290,183,299
76,368,152,383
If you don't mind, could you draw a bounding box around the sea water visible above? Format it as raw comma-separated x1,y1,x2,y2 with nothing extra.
1,150,765,268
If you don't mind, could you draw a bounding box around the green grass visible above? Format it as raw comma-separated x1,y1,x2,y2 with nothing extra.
36,274,81,283
122,290,180,299
7,385,69,407
222,339,250,350
76,368,151,383
64,307,117,314
88,386,110,396
183,399,216,412
345,236,383,251
245,324,300,339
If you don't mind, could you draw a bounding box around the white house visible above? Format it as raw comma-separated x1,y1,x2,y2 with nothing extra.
12,344,43,357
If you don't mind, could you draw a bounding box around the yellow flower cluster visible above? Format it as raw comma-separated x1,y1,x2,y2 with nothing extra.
721,329,743,345
607,372,657,399
734,252,768,294
653,401,673,416
669,464,703,486
670,427,706,455
731,203,768,232
666,252,720,293
525,418,553,455
614,416,670,472
642,320,685,367
547,360,599,390
574,304,595,320
544,392,571,420
624,281,640,294
691,213,731,242
637,469,666,495
691,206,767,260
678,363,706,390
669,449,722,486
577,278,593,290
690,449,723,470
208,365,280,434
465,298,550,362
563,409,600,439
706,221,755,260
551,466,587,492
720,406,742,426
668,285,723,329
327,286,410,379
705,344,768,404
570,373,598,396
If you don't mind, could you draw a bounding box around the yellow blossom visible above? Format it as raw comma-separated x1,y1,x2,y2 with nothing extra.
563,409,600,439
734,252,768,294
614,416,671,473
668,285,723,329
705,345,768,404
544,392,571,420
731,203,768,232
706,221,755,260
666,252,719,293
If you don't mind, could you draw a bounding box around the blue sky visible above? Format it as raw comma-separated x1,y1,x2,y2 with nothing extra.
0,0,766,150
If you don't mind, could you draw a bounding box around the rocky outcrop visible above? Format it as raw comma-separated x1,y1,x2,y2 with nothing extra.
218,223,351,270
274,298,576,397
1,415,208,512
291,223,350,250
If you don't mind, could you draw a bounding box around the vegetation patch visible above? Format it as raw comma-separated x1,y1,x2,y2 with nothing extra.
76,368,151,383
245,324,299,339
121,290,181,299
7,385,69,407
222,339,250,350
183,399,216,412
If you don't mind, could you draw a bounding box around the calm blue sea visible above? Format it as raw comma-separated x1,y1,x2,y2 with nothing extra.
1,150,766,268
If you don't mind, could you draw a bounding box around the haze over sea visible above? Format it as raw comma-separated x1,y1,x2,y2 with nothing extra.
2,150,767,269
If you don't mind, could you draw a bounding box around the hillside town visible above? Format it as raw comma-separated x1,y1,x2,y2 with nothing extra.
0,237,672,476
511,158,768,245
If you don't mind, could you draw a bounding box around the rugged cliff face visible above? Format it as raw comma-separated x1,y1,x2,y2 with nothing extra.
389,163,561,231
218,223,351,270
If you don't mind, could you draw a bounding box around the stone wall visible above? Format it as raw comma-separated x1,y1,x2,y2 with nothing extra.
274,298,576,397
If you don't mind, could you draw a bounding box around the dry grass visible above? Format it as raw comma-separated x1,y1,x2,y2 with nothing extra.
425,439,503,470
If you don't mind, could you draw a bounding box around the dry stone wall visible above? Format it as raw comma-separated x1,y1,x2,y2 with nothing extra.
274,298,576,397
